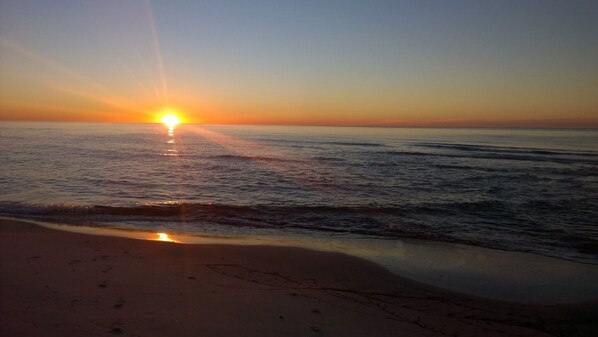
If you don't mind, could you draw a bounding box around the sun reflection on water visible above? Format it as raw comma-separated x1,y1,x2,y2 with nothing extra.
163,148,178,156
158,110,181,142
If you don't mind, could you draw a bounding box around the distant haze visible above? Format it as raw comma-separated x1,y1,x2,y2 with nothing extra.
0,0,597,127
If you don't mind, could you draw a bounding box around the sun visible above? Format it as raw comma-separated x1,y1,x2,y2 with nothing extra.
161,113,181,128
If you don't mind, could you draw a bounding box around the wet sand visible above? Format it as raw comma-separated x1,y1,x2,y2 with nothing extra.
1,219,596,336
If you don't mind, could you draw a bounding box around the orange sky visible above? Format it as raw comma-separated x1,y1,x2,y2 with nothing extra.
1,1,597,128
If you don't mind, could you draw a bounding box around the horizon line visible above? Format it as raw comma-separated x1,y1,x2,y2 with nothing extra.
2,119,598,130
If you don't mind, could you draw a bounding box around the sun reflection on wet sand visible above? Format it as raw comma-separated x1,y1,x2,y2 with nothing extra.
156,232,177,242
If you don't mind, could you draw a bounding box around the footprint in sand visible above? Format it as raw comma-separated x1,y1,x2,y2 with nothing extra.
114,298,126,309
109,327,123,334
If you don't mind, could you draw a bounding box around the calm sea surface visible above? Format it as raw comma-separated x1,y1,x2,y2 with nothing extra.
1,122,597,263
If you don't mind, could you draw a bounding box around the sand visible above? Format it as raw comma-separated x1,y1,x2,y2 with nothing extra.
1,219,596,337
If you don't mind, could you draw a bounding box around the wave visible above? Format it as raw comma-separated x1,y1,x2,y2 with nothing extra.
374,149,598,165
415,142,598,157
207,155,304,163
0,200,536,241
255,138,386,147
312,156,346,162
0,201,510,244
0,200,512,218
432,164,505,173
1,199,596,264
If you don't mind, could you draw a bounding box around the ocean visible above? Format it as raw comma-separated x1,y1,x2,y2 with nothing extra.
1,122,597,264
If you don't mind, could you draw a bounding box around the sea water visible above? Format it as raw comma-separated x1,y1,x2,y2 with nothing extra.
1,122,597,264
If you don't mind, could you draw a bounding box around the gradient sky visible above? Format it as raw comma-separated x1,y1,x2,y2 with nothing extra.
0,0,597,127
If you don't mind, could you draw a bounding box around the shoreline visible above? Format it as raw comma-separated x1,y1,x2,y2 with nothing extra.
1,218,597,336
4,215,598,304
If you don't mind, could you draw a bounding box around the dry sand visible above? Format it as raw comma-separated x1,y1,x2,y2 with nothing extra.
1,219,596,336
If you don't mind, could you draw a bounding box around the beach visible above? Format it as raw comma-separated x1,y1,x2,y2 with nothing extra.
1,218,596,337
2,0,597,335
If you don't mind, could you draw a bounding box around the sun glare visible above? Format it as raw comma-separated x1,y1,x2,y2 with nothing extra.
161,114,181,128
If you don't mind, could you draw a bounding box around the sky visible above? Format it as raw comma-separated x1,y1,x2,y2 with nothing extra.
0,0,597,127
